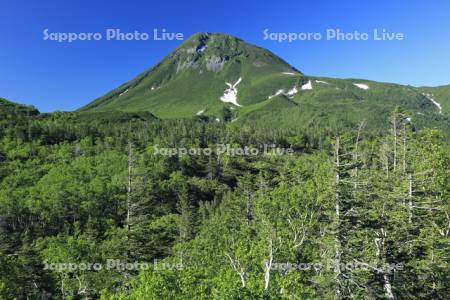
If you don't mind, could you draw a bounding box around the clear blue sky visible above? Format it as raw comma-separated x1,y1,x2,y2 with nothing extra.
1,0,450,112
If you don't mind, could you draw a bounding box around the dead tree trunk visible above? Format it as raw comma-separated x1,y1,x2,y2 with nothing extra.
375,219,395,299
408,174,413,224
353,121,365,183
392,113,397,172
264,238,274,290
334,137,342,299
127,141,134,233
225,253,247,288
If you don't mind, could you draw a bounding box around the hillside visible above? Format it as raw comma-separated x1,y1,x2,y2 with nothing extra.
0,97,40,133
0,97,39,116
79,33,449,132
79,33,301,118
1,100,448,299
418,84,450,114
232,77,450,132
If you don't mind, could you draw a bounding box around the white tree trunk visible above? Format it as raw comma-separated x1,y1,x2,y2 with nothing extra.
408,174,413,224
392,113,397,172
376,228,396,300
225,253,247,288
334,137,342,298
264,238,273,290
383,273,395,300
127,142,133,232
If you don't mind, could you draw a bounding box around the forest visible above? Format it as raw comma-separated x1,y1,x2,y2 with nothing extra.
0,104,449,299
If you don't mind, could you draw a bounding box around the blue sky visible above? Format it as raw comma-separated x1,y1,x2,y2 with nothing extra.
1,0,450,112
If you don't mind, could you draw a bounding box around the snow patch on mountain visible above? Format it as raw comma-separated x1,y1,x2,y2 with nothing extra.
268,89,285,99
286,86,298,96
196,45,208,54
119,89,129,97
422,93,442,114
353,83,369,90
315,80,329,84
220,77,243,106
301,81,313,90
268,86,298,99
282,72,298,76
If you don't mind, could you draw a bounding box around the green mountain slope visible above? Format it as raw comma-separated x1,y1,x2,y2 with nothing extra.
0,97,39,116
0,97,39,125
418,84,450,114
77,32,448,131
79,32,300,118
232,77,450,131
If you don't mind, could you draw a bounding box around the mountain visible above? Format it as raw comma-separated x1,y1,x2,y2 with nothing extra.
0,97,39,123
80,33,301,118
0,97,39,116
418,84,450,114
77,33,448,131
0,98,39,139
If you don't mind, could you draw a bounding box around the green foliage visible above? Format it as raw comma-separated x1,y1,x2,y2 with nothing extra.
0,102,448,299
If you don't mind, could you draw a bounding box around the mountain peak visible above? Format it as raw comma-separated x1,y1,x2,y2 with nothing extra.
185,32,242,42
80,33,301,115
173,32,276,66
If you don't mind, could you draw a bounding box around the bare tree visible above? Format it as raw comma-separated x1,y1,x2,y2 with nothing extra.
334,136,343,298
225,252,247,288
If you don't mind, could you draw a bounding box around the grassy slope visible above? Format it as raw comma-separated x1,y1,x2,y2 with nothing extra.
418,85,450,114
79,33,300,118
0,97,40,121
77,32,448,132
231,77,449,132
0,97,39,114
